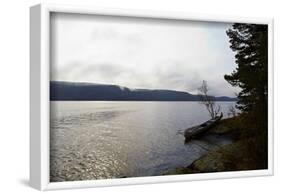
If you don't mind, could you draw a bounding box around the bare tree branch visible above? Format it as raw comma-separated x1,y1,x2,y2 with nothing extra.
198,80,221,119
227,105,237,117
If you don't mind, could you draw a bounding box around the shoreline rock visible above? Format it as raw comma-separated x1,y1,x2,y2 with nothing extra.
164,116,267,175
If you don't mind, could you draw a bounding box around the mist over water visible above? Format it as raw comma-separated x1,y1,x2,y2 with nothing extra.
50,101,235,182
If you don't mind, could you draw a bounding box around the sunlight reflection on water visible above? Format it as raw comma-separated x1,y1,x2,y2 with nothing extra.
50,101,235,182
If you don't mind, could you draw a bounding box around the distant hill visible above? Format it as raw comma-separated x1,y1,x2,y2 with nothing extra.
50,81,237,101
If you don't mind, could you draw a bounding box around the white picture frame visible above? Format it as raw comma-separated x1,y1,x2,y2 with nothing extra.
30,3,274,191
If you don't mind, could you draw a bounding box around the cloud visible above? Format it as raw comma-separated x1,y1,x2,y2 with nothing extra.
50,13,239,97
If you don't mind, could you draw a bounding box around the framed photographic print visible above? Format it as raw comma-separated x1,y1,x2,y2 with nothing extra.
30,4,274,190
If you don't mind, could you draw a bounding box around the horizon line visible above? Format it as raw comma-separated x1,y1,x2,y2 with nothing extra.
50,80,236,98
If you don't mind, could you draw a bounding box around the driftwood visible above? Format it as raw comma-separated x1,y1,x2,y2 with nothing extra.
184,112,223,141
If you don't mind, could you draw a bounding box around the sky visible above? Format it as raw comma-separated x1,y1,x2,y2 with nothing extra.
50,13,240,97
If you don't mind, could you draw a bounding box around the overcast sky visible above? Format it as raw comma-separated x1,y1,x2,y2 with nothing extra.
50,13,239,97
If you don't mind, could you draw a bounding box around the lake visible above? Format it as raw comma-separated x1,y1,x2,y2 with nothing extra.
50,101,235,182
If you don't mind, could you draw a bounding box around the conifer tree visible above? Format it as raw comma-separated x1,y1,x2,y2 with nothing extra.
225,23,268,129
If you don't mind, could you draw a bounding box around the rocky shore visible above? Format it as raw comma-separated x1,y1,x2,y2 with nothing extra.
164,116,268,175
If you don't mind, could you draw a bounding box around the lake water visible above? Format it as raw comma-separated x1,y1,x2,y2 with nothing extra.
50,101,235,182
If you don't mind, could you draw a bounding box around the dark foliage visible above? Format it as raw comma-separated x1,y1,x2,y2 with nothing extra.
225,23,268,131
